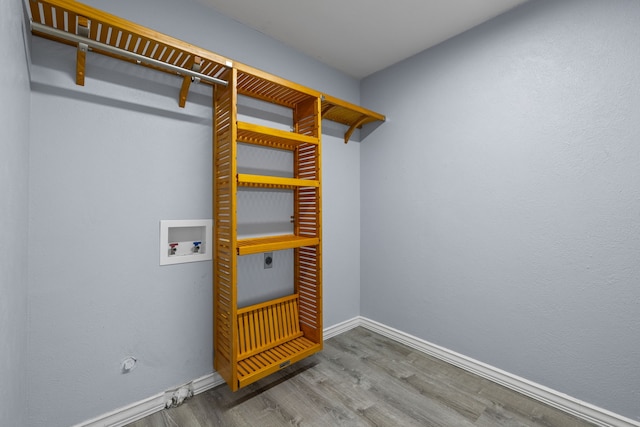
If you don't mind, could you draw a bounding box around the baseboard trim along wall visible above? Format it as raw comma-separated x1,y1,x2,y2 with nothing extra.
357,317,640,427
72,373,225,427
323,315,362,340
74,317,639,427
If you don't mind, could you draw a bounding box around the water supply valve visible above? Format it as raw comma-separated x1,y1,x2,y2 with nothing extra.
169,242,179,256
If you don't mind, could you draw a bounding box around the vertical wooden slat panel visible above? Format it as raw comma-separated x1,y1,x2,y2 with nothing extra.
256,310,264,349
237,315,245,355
116,29,134,49
266,305,275,343
293,97,322,346
54,6,64,30
31,1,43,25
248,312,256,352
89,18,99,40
214,69,238,390
42,3,53,27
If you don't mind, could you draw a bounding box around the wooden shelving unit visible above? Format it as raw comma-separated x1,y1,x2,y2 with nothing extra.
214,65,325,390
27,0,385,392
237,122,319,149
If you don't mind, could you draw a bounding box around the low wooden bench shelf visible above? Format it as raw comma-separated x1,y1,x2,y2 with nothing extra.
236,294,321,388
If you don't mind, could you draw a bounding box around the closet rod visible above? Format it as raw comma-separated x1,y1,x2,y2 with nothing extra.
30,21,228,87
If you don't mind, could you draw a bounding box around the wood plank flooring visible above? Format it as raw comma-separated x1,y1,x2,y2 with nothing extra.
127,327,596,427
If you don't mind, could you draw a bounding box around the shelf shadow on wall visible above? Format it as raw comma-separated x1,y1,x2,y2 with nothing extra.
31,82,212,125
322,118,358,143
237,222,294,238
360,120,385,142
237,93,357,143
29,37,215,111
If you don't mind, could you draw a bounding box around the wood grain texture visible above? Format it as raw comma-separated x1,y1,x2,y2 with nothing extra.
127,328,596,427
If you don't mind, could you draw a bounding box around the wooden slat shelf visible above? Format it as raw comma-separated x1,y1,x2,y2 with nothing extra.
321,94,386,143
236,235,319,255
27,0,385,134
237,173,320,189
28,0,231,107
235,294,321,388
237,337,320,388
237,294,304,360
235,63,320,109
237,122,319,150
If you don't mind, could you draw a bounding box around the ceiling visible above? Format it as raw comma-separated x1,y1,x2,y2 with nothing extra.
198,0,528,78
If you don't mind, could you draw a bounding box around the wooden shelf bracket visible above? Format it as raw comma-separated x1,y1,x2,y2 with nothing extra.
178,56,202,107
320,95,385,144
344,115,371,144
75,16,89,86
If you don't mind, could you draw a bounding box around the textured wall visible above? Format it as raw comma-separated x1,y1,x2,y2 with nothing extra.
0,0,30,426
361,0,640,421
27,0,361,425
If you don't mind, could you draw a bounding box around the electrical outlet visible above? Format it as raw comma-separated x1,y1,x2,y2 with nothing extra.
121,356,137,374
264,252,273,269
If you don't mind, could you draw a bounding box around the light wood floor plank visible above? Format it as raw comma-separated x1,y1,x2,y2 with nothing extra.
126,327,596,427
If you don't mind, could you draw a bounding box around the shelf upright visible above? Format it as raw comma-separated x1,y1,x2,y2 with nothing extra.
213,67,238,388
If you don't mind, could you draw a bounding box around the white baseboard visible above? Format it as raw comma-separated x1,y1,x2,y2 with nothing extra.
357,316,640,427
323,316,362,340
74,317,638,427
192,371,226,395
71,392,165,427
73,373,225,427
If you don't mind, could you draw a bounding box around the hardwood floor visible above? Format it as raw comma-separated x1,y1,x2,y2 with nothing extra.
127,327,596,427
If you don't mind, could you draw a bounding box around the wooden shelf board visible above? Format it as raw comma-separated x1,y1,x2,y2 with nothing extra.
236,337,321,389
235,63,320,108
237,235,319,255
237,121,318,150
234,293,322,389
237,173,319,189
29,1,385,132
29,0,231,94
321,94,385,143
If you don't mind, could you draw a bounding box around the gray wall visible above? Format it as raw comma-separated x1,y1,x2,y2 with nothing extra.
27,0,361,425
361,0,640,421
0,0,30,426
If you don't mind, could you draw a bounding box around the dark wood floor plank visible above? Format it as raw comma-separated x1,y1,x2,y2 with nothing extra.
126,327,596,427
